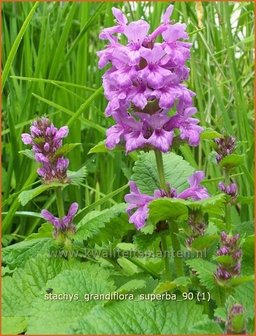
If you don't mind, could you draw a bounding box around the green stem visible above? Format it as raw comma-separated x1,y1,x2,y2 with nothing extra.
154,150,185,280
56,187,65,218
154,149,167,191
161,234,172,280
126,257,160,279
169,220,184,277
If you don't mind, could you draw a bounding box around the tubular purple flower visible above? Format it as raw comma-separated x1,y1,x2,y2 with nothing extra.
41,202,78,236
125,171,209,229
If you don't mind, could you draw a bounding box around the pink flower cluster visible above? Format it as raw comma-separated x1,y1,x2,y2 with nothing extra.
98,5,203,153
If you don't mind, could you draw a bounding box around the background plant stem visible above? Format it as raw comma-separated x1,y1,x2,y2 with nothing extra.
56,187,65,218
169,220,184,277
154,150,185,280
160,234,172,280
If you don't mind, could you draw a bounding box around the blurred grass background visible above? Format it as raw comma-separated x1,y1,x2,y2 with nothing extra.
2,2,254,243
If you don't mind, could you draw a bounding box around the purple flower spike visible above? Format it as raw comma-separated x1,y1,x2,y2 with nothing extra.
21,117,70,183
41,202,78,236
214,136,236,162
218,181,238,201
215,231,242,281
98,5,202,154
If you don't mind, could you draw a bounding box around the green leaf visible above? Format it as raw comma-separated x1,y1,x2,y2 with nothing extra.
2,238,52,269
2,255,72,334
186,259,218,294
2,316,27,335
132,152,194,195
26,223,53,240
186,193,226,216
2,2,39,89
219,154,245,169
27,263,115,334
53,143,81,158
154,277,191,294
67,166,87,185
75,203,127,242
233,282,254,319
18,183,64,206
116,279,147,294
215,255,234,267
116,243,137,252
228,275,254,287
149,198,188,224
88,141,108,154
71,300,210,334
236,195,254,205
89,141,125,154
201,128,224,140
19,149,35,160
241,234,254,274
192,235,219,251
190,321,224,334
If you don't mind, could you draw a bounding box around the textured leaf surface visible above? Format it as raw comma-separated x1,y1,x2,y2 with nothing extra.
67,166,87,185
186,259,218,295
27,263,115,334
2,238,52,269
149,198,188,224
18,183,64,206
75,203,128,242
132,152,194,195
219,154,245,169
71,300,209,334
2,255,71,334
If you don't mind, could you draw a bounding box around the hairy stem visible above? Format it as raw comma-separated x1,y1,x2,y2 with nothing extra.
56,187,65,218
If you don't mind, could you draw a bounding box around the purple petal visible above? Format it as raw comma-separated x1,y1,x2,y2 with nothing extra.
21,133,33,145
55,126,69,139
124,20,150,44
112,7,128,25
161,4,174,24
129,205,149,229
147,129,173,152
67,202,79,219
188,171,205,187
163,23,188,43
41,209,60,227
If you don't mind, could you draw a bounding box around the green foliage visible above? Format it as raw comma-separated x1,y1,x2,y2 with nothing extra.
3,238,53,270
149,198,188,224
219,154,245,170
2,2,254,335
18,183,64,206
186,259,219,296
71,300,210,334
75,203,128,242
27,263,115,334
132,152,195,195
